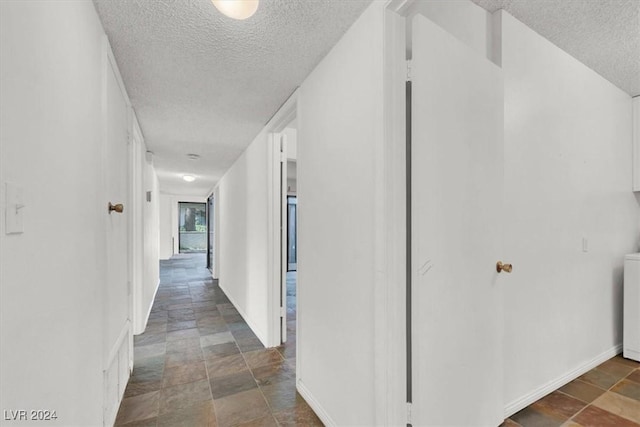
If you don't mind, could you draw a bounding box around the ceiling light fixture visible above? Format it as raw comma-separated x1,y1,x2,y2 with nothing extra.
211,0,259,20
183,175,196,182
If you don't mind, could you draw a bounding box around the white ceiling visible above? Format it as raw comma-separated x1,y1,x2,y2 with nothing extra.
471,0,640,97
93,0,371,196
94,0,639,197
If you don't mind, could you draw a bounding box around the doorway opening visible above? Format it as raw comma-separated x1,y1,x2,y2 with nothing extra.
178,202,206,254
287,195,297,272
271,112,298,355
206,195,215,272
283,144,297,349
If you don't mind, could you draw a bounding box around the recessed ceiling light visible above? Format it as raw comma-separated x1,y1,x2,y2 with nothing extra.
187,153,200,161
211,0,259,20
183,175,196,182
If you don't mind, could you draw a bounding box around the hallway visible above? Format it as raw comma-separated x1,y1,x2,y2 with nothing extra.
114,254,321,426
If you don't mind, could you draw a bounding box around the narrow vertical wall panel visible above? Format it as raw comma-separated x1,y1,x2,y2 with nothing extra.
297,2,384,425
215,130,271,346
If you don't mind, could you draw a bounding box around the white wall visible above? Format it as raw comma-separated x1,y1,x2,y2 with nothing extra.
142,155,160,330
215,130,271,345
500,11,639,414
406,0,492,60
0,1,107,425
158,193,206,260
284,126,297,160
159,193,173,259
297,2,384,425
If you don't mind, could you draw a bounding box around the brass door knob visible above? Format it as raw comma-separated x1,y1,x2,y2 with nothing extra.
108,202,124,214
496,261,512,273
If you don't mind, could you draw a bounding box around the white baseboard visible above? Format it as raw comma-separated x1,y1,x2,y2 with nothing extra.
504,343,622,418
103,320,132,427
623,348,640,362
297,379,337,427
218,282,269,347
105,320,131,370
137,279,160,335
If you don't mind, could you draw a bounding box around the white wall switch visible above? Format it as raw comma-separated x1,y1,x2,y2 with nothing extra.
582,237,589,253
5,182,24,234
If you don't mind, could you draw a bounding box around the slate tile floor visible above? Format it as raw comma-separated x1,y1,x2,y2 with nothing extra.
502,354,640,426
115,254,322,427
121,254,640,427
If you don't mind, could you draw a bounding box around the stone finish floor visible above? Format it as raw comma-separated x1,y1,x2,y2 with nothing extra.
117,254,640,426
114,254,321,426
502,354,640,426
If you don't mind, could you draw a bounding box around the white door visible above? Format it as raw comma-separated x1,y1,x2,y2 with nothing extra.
412,15,506,426
103,44,132,425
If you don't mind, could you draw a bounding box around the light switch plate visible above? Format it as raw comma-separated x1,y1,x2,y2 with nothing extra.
5,182,24,234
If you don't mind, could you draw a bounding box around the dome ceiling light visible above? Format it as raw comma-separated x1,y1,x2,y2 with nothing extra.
211,0,259,20
183,175,196,182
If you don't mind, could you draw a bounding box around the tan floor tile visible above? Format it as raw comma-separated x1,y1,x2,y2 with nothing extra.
236,415,279,426
612,379,640,401
200,331,234,347
532,391,586,419
510,406,564,427
273,401,324,427
628,370,640,384
166,337,201,354
156,400,216,427
206,354,248,379
597,359,636,380
559,380,606,403
573,404,640,427
159,379,212,415
252,360,295,386
115,391,160,426
614,355,640,369
592,391,640,423
124,380,163,398
163,360,207,387
117,418,158,427
579,369,619,389
260,380,304,412
243,349,285,369
214,388,271,426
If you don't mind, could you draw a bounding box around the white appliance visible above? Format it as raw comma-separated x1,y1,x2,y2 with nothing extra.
624,253,640,362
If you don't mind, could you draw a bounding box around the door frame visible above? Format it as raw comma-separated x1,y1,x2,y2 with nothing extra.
130,112,144,336
177,201,207,254
286,196,297,272
374,1,411,425
267,91,298,348
206,194,214,272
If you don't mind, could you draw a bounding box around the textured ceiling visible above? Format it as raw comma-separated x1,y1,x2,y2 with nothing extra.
93,0,371,196
471,0,640,97
94,0,639,197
